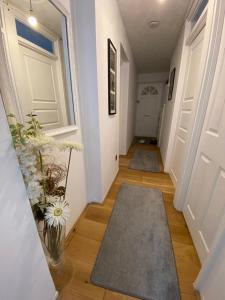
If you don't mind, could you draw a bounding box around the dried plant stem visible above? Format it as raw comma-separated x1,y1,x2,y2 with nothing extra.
64,148,72,200
39,150,47,204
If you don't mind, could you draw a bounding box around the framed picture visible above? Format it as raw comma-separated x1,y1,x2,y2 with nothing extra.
168,67,176,100
108,39,117,115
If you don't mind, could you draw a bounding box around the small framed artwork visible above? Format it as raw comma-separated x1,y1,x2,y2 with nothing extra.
168,67,176,101
108,39,117,115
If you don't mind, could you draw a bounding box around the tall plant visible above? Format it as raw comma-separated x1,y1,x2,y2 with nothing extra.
8,113,82,266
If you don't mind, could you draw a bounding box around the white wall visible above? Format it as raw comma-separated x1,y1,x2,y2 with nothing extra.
160,28,185,168
47,0,88,234
138,72,168,83
71,0,102,203
0,97,56,300
95,0,137,198
50,131,87,235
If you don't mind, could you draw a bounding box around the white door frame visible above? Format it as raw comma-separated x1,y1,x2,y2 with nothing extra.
119,44,130,155
192,18,225,294
173,0,225,210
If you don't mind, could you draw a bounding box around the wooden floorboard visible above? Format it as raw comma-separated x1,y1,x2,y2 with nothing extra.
52,143,201,300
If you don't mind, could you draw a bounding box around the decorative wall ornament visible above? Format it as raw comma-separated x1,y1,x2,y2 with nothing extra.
168,68,176,100
141,85,159,96
108,39,117,115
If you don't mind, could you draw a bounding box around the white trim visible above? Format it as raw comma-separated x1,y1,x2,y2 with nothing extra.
174,0,225,210
51,0,79,126
45,125,78,137
18,37,58,60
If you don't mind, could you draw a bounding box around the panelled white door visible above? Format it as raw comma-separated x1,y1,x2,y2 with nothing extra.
184,21,225,264
19,44,65,130
135,82,162,137
170,27,205,184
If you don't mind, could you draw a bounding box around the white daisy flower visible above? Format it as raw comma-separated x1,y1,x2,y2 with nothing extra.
45,201,70,227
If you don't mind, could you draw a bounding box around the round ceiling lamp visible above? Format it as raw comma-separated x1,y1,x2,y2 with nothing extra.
27,0,38,27
148,21,160,29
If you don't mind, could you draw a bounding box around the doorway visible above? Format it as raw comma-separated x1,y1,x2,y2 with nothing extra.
184,19,225,264
119,45,130,155
135,82,163,138
170,26,206,185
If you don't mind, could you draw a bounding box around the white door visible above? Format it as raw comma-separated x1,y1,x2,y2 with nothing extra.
135,82,162,137
19,44,66,130
184,21,225,264
170,27,205,184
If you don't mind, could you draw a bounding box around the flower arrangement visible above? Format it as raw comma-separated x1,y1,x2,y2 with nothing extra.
8,113,82,266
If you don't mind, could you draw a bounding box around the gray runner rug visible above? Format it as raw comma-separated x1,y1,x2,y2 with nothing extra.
129,149,160,172
91,184,180,300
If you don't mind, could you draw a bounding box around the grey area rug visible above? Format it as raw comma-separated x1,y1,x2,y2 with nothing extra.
91,184,180,300
129,149,160,172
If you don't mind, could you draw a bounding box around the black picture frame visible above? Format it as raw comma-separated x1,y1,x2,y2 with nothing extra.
108,39,117,115
168,67,176,101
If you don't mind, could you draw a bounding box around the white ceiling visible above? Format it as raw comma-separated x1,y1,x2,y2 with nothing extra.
117,0,192,72
8,0,62,36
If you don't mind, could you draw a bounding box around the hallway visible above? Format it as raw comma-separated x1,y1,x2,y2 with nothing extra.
2,0,225,299
52,143,201,300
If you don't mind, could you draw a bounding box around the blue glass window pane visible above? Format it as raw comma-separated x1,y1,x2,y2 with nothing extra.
192,0,208,26
15,20,54,53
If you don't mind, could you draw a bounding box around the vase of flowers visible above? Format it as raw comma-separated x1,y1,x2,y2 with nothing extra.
37,218,66,267
8,113,82,267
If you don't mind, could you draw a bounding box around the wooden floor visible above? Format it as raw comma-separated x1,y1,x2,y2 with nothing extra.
52,143,201,300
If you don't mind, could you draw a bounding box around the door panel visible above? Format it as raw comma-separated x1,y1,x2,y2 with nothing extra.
171,27,205,184
20,45,63,129
135,82,162,137
184,22,225,263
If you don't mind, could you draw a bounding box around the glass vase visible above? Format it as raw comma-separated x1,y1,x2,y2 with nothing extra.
37,221,65,267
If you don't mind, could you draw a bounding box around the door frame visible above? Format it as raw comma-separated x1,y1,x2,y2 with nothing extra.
172,0,225,210
170,18,206,186
119,44,130,155
135,81,163,138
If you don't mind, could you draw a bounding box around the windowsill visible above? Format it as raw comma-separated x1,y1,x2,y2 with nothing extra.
45,125,78,137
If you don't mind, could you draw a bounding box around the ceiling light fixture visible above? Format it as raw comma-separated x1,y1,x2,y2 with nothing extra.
148,21,160,29
28,0,38,27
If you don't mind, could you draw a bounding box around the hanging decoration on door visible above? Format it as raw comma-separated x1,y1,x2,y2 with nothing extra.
108,39,117,115
168,67,176,100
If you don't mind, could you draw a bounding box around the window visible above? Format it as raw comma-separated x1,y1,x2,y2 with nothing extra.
192,0,208,28
16,20,54,54
141,86,159,96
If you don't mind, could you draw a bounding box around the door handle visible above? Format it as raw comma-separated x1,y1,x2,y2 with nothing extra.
144,114,150,117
